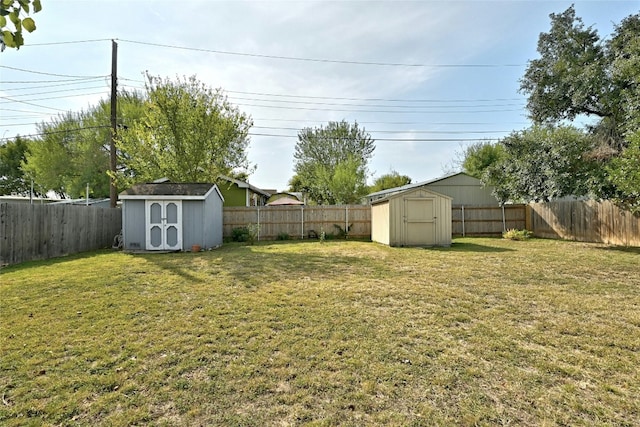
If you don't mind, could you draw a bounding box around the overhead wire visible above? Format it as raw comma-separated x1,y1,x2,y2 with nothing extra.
119,38,526,68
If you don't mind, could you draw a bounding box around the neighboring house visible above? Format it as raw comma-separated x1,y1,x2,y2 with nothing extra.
267,192,304,205
266,196,304,206
216,175,271,207
119,182,224,251
51,198,112,208
367,172,499,206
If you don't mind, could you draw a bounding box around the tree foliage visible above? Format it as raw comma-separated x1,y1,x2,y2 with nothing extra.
0,135,35,195
516,6,640,208
460,141,504,179
521,6,640,151
369,170,411,193
293,120,375,205
22,91,145,198
116,74,253,187
0,0,41,50
607,132,640,214
485,125,599,203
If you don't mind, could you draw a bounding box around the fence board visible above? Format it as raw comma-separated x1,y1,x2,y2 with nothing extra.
452,205,526,236
0,203,122,266
223,205,371,240
529,200,640,246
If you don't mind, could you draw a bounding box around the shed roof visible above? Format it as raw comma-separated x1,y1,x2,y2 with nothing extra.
371,186,452,205
119,182,223,201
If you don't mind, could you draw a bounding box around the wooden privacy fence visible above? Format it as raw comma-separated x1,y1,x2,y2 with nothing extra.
452,204,527,236
530,200,640,246
0,203,122,266
224,205,371,240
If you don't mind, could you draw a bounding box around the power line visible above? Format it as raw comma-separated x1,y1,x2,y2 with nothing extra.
119,38,525,68
226,89,523,104
0,65,107,79
0,77,106,84
252,125,511,134
248,132,498,142
1,79,109,92
1,85,107,98
227,95,524,109
26,38,112,46
0,96,70,112
0,125,111,142
235,102,521,114
0,91,108,104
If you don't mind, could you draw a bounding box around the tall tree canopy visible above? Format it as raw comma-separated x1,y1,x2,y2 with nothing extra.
369,171,411,193
0,135,34,195
22,91,145,198
116,74,253,187
484,125,599,203
520,6,640,150
0,0,41,50
460,141,504,179
293,120,375,205
505,6,640,208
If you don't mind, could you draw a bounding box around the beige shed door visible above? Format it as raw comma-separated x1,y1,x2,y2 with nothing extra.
404,198,435,245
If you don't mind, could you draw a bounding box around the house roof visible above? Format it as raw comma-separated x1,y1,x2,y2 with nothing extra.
366,171,473,199
267,197,304,206
217,175,271,197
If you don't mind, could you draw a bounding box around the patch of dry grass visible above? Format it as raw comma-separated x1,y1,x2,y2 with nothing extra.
1,238,639,426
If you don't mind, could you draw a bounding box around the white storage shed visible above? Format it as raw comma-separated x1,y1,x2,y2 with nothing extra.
119,182,224,251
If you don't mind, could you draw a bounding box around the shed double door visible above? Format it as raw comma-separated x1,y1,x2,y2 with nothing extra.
403,197,436,246
145,200,182,250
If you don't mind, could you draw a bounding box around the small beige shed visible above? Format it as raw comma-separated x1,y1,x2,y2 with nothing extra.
371,187,452,247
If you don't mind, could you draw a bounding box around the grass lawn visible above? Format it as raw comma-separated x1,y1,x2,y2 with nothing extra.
1,237,639,426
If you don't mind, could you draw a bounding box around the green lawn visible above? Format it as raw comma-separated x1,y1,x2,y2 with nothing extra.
1,238,639,426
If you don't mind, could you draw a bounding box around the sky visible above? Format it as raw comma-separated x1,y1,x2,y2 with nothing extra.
1,0,638,192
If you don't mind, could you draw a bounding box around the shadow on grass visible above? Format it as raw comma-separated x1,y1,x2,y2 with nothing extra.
595,245,640,254
430,242,513,253
0,249,115,273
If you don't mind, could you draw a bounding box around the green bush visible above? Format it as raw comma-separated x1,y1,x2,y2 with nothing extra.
232,227,249,242
503,229,533,241
277,232,290,241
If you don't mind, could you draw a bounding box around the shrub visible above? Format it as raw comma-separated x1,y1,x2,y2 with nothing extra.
232,227,249,242
503,229,533,241
247,223,260,245
277,232,290,241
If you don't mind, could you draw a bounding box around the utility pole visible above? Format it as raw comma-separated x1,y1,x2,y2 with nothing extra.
109,39,118,208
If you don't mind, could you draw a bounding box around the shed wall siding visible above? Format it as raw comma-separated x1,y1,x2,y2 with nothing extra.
203,191,223,247
181,201,202,248
123,200,146,250
371,201,390,245
383,188,452,247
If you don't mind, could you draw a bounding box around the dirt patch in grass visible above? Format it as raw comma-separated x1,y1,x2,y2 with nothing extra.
1,238,639,426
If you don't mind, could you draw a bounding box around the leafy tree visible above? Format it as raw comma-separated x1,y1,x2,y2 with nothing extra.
116,74,253,187
460,141,504,179
22,91,145,198
0,135,36,195
0,0,41,50
293,120,375,204
520,6,640,151
485,125,599,203
607,132,640,214
369,170,411,193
